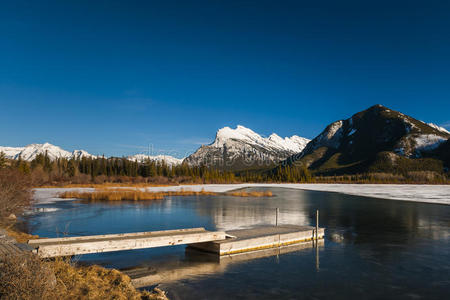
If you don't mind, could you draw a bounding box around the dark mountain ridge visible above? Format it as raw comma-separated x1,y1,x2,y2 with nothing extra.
281,104,450,175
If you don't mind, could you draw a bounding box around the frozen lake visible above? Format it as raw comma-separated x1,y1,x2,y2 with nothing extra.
25,186,450,299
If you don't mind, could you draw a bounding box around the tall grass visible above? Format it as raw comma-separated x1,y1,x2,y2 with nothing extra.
59,188,274,201
59,188,218,201
225,190,273,197
0,253,168,300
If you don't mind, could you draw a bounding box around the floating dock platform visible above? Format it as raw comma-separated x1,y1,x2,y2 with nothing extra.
189,225,324,255
28,228,226,258
27,225,324,258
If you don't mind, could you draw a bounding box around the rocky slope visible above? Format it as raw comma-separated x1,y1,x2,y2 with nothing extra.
184,125,310,170
282,105,450,174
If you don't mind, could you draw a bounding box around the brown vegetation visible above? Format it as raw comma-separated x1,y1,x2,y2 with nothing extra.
0,253,56,299
226,190,273,197
59,188,274,201
0,169,32,220
4,224,39,243
0,253,167,300
40,182,176,188
59,188,218,201
0,166,168,299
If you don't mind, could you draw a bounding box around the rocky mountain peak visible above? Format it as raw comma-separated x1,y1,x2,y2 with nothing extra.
185,125,310,170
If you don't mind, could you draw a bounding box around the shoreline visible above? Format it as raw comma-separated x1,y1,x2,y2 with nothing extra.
0,222,169,300
33,183,450,205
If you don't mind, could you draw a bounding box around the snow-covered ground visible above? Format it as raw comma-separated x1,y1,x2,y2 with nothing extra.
33,188,95,204
34,184,450,205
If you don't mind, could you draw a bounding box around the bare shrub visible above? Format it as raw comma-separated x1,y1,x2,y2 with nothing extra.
71,173,91,184
368,172,405,182
132,176,147,184
0,169,32,220
93,175,108,184
0,253,57,299
30,165,49,186
0,253,168,300
147,176,170,184
176,176,194,183
407,171,443,183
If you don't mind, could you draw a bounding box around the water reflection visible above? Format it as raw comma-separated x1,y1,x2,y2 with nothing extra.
127,240,324,288
194,191,311,231
24,187,450,299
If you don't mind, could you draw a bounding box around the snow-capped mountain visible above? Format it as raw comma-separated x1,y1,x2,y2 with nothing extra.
0,143,184,165
71,150,96,160
426,122,450,135
283,104,450,174
184,125,310,170
0,143,96,161
127,154,183,166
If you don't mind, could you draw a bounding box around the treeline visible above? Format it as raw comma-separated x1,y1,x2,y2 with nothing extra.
0,151,314,185
4,152,237,185
0,151,448,185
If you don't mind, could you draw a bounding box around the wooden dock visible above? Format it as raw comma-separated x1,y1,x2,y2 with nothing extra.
0,242,26,257
189,225,324,255
0,229,33,258
27,225,325,258
28,228,227,258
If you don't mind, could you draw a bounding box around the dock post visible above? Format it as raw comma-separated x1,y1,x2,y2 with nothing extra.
316,210,319,242
315,239,320,271
276,208,279,226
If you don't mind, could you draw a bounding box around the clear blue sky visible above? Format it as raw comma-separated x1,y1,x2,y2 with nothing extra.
1,0,449,158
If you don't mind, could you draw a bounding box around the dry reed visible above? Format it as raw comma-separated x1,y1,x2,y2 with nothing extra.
59,188,218,201
5,224,39,243
59,188,273,201
225,190,273,197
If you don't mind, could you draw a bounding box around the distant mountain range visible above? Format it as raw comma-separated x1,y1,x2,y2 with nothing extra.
0,143,184,166
0,143,96,161
1,105,449,175
0,126,307,168
126,154,183,166
184,125,310,170
282,104,450,175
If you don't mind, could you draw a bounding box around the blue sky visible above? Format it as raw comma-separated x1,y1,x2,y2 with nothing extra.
1,0,450,158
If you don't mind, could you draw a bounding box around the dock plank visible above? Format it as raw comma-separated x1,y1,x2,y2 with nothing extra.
29,228,227,258
0,244,7,255
0,243,23,256
28,227,207,245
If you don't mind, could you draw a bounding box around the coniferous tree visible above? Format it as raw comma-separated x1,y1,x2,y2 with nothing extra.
67,160,77,177
0,152,6,169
